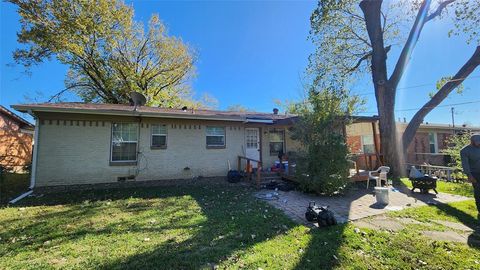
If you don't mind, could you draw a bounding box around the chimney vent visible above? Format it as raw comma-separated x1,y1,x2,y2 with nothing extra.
273,108,279,115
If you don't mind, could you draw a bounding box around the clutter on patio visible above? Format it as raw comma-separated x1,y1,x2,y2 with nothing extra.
409,166,438,194
304,202,337,227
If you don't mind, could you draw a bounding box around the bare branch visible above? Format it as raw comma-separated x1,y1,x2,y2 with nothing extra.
426,0,456,22
403,46,480,148
346,45,391,74
388,0,432,90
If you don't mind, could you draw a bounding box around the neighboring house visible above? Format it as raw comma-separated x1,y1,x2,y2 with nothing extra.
0,105,34,172
346,120,480,167
13,102,379,189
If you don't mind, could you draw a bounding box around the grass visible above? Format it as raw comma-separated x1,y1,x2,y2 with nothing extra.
1,183,479,269
0,172,30,204
399,177,474,197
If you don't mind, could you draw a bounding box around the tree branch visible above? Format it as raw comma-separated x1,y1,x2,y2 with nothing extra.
388,0,432,90
346,45,391,74
426,0,456,22
402,46,480,149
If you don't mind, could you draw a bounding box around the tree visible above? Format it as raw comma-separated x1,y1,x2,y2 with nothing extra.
8,0,197,106
309,0,480,176
291,83,363,195
441,130,471,177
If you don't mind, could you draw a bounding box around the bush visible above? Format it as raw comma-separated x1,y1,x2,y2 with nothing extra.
290,84,362,195
441,131,472,180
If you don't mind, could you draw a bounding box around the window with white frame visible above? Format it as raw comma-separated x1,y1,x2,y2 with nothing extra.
429,132,438,153
269,129,285,156
361,134,375,154
151,124,167,148
111,123,138,162
206,126,225,148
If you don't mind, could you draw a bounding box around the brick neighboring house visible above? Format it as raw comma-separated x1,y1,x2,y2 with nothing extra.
346,120,480,168
0,105,34,172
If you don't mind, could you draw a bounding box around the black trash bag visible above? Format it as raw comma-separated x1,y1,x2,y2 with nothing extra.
227,170,243,183
305,202,337,227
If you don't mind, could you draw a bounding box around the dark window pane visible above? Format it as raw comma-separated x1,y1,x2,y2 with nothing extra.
152,135,167,147
112,142,137,161
270,142,284,155
207,135,225,146
430,144,436,153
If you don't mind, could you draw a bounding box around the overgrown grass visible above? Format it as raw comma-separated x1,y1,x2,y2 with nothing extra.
0,172,30,204
399,178,474,197
1,184,479,269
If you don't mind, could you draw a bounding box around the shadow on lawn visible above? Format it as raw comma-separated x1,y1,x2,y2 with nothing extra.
4,179,478,269
4,184,307,269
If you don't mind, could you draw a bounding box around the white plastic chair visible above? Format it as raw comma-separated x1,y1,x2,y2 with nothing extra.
367,166,390,189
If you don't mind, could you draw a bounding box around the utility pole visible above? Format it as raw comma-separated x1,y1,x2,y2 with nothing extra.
451,107,455,134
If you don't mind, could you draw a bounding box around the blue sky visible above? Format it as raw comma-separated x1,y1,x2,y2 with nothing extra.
1,1,479,126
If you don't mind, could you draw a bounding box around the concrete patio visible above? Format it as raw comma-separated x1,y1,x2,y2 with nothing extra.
259,185,471,224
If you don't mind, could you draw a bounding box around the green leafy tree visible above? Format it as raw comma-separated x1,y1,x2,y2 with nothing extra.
309,0,480,176
291,83,363,195
8,0,198,107
441,131,471,175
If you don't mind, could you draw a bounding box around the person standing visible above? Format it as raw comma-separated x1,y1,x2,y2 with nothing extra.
460,134,480,220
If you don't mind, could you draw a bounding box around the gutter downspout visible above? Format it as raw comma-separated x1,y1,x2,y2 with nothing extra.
9,117,39,204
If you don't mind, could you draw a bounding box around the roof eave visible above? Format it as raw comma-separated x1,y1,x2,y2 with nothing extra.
11,105,247,122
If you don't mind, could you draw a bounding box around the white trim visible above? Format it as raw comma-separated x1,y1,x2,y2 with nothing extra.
9,190,33,204
428,132,438,153
110,122,139,162
206,126,226,147
29,118,40,189
151,124,168,148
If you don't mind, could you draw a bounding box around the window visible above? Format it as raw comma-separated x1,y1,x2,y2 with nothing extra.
206,126,225,148
111,123,138,162
269,129,285,156
429,132,437,153
151,124,167,148
361,135,375,154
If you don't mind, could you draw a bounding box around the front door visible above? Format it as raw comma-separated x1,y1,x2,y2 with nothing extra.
245,128,260,168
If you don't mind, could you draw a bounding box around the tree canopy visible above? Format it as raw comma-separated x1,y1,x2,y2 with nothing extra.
8,0,200,107
309,0,480,174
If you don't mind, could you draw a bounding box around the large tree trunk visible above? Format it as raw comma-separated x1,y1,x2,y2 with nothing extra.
360,0,403,177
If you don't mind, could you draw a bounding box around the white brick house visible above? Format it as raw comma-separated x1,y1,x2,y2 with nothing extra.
12,103,301,188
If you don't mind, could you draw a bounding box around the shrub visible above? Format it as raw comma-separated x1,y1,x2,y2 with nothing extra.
290,84,363,195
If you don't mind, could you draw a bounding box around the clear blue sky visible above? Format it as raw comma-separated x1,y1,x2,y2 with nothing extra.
1,1,479,126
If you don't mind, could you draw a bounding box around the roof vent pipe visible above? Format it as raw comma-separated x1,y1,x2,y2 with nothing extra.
273,108,279,115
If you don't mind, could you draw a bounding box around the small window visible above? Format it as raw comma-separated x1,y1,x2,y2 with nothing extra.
151,124,167,148
361,135,375,154
206,126,225,148
429,132,437,153
269,129,285,156
111,123,138,162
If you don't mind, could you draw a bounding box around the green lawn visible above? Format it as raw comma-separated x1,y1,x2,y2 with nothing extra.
399,177,474,197
1,184,479,269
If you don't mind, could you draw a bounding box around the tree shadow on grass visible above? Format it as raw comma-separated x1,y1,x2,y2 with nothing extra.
1,184,301,269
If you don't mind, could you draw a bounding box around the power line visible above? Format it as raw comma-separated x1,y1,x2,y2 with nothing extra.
360,99,480,114
352,74,480,96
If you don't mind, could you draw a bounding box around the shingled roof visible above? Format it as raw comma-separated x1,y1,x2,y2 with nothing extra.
0,105,34,129
12,102,295,123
